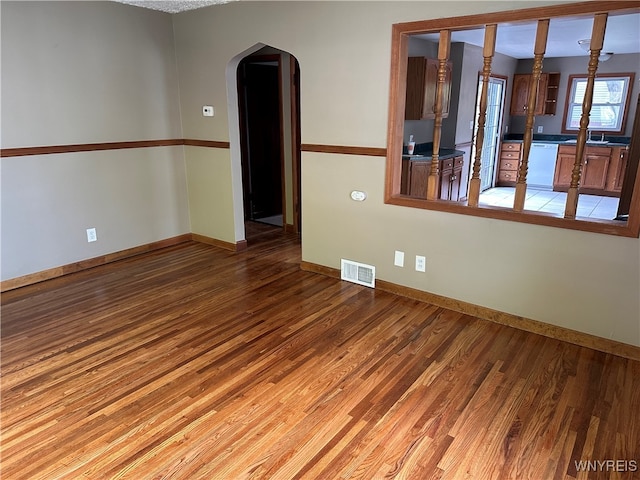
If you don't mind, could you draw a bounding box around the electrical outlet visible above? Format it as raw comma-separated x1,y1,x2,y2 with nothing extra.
415,255,426,272
394,250,405,267
202,105,214,117
86,228,97,242
537,125,543,133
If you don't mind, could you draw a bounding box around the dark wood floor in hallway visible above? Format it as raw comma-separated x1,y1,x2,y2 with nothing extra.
2,226,639,479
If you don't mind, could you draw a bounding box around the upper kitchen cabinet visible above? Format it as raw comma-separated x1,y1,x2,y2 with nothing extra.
510,72,560,116
405,57,452,120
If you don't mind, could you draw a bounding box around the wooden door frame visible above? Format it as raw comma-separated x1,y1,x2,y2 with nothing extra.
471,73,508,191
237,51,301,235
290,56,302,235
237,54,285,224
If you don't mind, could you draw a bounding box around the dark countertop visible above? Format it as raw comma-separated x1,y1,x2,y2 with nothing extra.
502,133,630,147
402,148,464,161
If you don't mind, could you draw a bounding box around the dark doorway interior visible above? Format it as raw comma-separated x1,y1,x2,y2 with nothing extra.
238,56,283,227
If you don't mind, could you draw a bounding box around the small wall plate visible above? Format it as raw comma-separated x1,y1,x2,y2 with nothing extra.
350,190,367,201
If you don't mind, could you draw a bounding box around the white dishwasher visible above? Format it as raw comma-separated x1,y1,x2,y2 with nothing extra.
527,142,559,189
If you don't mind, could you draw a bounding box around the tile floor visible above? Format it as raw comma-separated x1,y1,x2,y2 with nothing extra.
255,214,283,227
478,187,621,220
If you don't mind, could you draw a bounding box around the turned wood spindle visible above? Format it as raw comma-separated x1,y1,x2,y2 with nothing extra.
427,30,451,200
513,19,549,212
564,13,608,219
468,24,497,208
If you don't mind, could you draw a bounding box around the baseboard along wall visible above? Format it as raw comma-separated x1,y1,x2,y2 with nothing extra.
4,235,638,362
299,261,640,362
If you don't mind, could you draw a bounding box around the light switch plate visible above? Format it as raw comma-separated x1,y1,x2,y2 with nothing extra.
394,250,404,267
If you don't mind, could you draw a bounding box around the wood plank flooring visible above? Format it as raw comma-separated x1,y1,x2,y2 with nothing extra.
2,225,639,479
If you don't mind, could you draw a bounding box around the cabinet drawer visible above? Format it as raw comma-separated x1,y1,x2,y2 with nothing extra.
558,145,576,155
501,142,522,152
498,170,518,183
454,157,464,169
500,150,520,160
585,146,612,156
499,159,518,171
441,159,455,171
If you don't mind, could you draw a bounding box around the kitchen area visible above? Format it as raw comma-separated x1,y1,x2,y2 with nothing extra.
400,16,638,221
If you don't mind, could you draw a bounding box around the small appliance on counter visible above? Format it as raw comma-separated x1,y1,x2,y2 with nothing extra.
407,135,416,155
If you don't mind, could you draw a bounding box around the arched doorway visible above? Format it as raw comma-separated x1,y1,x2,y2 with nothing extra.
227,44,301,244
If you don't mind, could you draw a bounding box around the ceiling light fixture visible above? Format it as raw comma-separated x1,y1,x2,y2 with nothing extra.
577,38,613,61
577,38,591,52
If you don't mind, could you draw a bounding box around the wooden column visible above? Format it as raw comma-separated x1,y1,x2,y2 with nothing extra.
468,24,497,208
427,30,451,200
565,14,608,219
513,19,549,212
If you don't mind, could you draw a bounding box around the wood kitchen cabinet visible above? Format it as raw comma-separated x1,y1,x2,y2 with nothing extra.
581,148,610,190
401,159,430,197
510,73,560,116
401,156,463,201
605,146,629,193
497,142,521,186
553,145,618,194
553,146,575,190
440,156,464,201
405,57,452,120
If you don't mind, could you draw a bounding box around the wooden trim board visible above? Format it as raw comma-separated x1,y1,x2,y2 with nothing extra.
0,139,185,157
300,260,640,362
0,138,233,157
302,144,387,157
0,234,252,292
1,234,192,292
183,139,231,149
191,233,247,252
1,139,385,158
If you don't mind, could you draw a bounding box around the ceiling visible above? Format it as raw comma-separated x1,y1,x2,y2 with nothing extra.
416,13,640,59
112,0,233,14
112,2,639,59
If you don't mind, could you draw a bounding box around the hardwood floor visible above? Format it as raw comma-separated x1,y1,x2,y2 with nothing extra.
2,226,639,479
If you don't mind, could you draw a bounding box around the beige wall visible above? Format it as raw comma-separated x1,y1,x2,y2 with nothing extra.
1,1,190,280
2,1,638,347
174,1,640,347
184,146,236,244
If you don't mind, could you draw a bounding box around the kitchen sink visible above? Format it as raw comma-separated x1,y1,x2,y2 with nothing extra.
563,139,609,145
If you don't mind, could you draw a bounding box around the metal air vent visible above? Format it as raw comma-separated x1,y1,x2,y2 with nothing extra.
340,259,375,288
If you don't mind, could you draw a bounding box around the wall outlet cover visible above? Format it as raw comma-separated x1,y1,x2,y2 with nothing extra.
86,228,97,242
394,250,404,267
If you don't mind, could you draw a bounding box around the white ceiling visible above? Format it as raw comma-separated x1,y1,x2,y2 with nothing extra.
112,0,233,14
416,13,640,59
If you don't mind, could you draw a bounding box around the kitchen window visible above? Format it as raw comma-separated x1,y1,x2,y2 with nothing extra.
563,73,634,135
